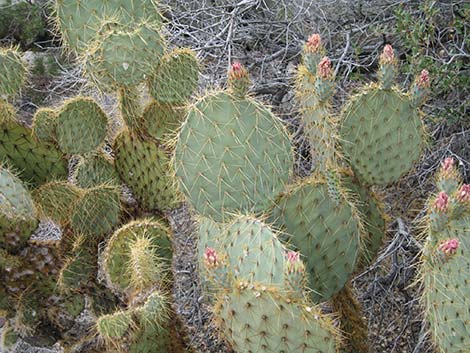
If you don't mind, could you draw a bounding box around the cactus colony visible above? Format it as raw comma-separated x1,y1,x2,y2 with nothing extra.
0,1,465,352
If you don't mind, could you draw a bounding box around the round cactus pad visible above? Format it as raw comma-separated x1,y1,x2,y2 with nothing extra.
175,92,292,221
73,153,119,188
0,48,27,97
32,108,57,142
340,88,424,185
140,100,186,141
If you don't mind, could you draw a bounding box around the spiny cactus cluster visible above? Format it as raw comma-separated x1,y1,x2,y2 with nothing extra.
0,2,463,351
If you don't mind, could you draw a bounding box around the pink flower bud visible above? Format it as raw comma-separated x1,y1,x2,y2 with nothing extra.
287,251,300,263
204,247,218,267
318,57,332,79
285,251,304,275
441,157,455,173
457,184,470,203
433,191,449,212
306,34,322,53
381,44,395,64
438,238,459,256
417,69,430,89
231,62,242,72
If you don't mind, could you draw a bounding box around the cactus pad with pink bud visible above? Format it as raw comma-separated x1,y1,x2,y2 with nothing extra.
411,69,431,107
227,61,250,97
302,33,326,75
436,157,461,195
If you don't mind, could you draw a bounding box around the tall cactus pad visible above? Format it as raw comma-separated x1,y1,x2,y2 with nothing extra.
340,89,425,185
54,0,162,53
114,130,179,211
422,218,470,353
0,47,27,97
175,92,292,221
72,153,119,188
32,108,57,143
70,185,121,239
149,48,199,104
103,219,173,294
56,97,108,155
214,283,339,353
33,181,82,226
141,100,186,141
271,177,361,302
85,22,165,88
0,166,38,249
0,115,67,186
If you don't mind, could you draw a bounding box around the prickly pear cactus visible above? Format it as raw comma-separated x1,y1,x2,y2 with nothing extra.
270,174,362,302
72,152,119,188
0,47,27,97
214,282,339,353
103,219,173,294
0,166,38,250
175,63,293,221
31,108,57,143
340,45,429,186
140,100,186,142
114,130,180,211
421,159,470,353
56,96,108,155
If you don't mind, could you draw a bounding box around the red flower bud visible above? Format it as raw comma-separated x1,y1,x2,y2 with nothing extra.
204,247,218,267
306,34,322,53
433,191,449,212
380,44,395,64
318,57,332,79
438,238,459,256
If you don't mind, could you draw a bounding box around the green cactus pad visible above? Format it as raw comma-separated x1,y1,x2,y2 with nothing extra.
58,248,95,292
0,99,16,121
148,48,199,104
129,322,174,353
33,181,82,225
54,0,163,53
70,185,121,239
72,153,119,188
136,290,169,328
103,219,173,294
85,22,166,88
0,114,67,186
175,92,293,222
0,166,38,249
114,130,179,211
0,47,27,97
140,100,186,141
270,176,362,302
214,283,339,353
96,310,134,340
340,86,425,185
119,86,143,133
56,97,108,155
422,218,470,353
31,108,57,143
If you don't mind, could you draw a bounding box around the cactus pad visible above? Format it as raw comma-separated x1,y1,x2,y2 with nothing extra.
140,100,186,141
340,87,424,185
214,283,339,353
72,153,119,188
56,97,108,155
114,130,179,211
271,176,362,302
175,92,292,221
0,47,27,97
148,48,199,104
103,219,173,294
32,108,57,143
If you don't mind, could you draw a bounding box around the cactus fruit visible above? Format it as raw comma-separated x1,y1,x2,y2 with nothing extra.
84,22,166,89
0,166,38,250
72,152,119,188
0,47,27,97
56,97,108,155
54,0,163,54
31,108,57,143
70,184,121,239
214,282,339,353
140,100,186,141
175,64,293,221
270,175,362,302
148,48,200,104
377,44,397,90
114,130,179,211
0,113,67,186
339,45,426,186
33,181,81,226
103,219,173,294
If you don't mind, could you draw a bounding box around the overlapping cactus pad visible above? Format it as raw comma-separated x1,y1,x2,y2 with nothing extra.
31,108,57,143
54,0,163,53
0,47,27,97
114,130,180,211
214,283,339,353
140,100,186,141
340,87,425,185
271,176,362,302
72,152,119,188
175,92,293,221
56,97,108,155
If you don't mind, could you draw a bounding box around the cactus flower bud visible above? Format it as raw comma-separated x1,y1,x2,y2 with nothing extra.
416,69,430,89
305,34,322,53
438,238,459,256
228,62,250,97
441,157,455,173
285,251,304,274
318,57,332,79
380,44,395,64
456,184,470,203
433,191,449,212
204,247,218,267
